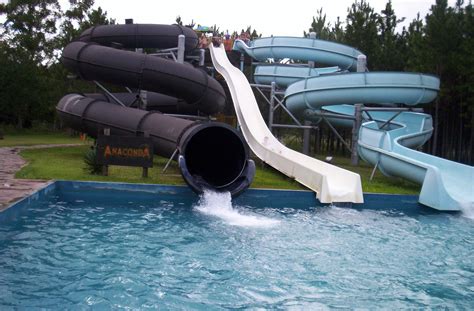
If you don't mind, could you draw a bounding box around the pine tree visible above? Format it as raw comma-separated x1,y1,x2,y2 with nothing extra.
377,0,406,70
344,0,380,68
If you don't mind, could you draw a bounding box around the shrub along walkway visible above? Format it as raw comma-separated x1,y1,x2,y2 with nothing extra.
0,144,81,211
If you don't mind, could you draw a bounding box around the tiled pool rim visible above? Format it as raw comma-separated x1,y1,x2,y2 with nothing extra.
1,180,441,215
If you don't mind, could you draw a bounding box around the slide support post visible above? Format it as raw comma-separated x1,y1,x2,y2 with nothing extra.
269,82,276,134
303,32,317,155
351,55,367,166
177,34,185,63
199,49,205,67
351,104,362,166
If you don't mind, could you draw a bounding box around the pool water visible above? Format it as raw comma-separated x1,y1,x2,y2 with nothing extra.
0,182,473,309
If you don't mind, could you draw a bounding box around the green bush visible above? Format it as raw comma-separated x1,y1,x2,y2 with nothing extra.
83,147,102,175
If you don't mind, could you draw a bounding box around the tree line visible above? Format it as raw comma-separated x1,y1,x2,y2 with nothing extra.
304,0,473,164
0,0,472,165
0,0,114,129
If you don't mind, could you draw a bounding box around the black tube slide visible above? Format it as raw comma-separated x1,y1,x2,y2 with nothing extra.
62,41,225,114
77,24,207,115
85,92,199,115
78,24,199,51
57,24,255,196
58,94,254,196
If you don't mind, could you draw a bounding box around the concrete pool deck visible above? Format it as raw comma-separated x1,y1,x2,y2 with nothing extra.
0,144,81,211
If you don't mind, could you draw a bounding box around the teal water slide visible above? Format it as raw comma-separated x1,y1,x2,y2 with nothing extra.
234,37,474,211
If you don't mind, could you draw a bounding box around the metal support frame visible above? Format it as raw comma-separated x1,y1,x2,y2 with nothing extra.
369,160,379,181
93,81,125,107
303,32,317,155
251,83,304,128
306,110,356,121
177,35,185,63
238,37,428,165
250,81,320,155
102,128,110,176
137,90,146,110
349,55,368,166
243,31,349,156
92,32,192,110
251,80,359,156
321,115,353,153
361,107,423,112
351,104,362,165
150,48,178,61
268,82,275,133
162,148,178,173
247,81,417,163
378,111,402,130
90,31,207,174
148,34,190,64
207,66,215,78
361,106,423,130
133,47,147,110
271,124,316,129
199,49,205,67
164,114,215,121
364,111,374,121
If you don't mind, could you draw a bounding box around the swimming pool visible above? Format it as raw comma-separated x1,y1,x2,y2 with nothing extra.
1,181,473,308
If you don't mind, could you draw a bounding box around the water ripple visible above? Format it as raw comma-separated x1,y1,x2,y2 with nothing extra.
0,191,473,309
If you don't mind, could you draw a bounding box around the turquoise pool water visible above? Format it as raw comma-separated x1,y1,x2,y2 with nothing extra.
1,182,473,308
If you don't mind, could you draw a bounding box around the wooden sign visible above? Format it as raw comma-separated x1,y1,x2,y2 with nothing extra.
96,135,153,168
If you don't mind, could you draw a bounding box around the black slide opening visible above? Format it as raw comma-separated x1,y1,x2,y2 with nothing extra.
57,24,255,197
182,126,247,188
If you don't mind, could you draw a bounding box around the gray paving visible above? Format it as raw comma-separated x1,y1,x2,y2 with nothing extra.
0,144,81,211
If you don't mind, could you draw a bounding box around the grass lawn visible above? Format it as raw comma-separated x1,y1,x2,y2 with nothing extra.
0,131,82,147
16,145,421,195
318,155,421,195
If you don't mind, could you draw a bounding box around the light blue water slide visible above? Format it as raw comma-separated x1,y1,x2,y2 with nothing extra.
254,65,340,87
234,37,474,211
233,37,362,71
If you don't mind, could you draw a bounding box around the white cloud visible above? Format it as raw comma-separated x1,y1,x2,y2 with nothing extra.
91,0,457,36
1,0,459,37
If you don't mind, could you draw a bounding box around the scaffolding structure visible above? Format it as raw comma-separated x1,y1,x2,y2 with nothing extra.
244,71,425,168
76,19,211,173
237,32,427,169
90,29,208,122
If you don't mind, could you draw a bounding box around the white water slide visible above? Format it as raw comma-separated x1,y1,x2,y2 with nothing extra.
210,44,363,204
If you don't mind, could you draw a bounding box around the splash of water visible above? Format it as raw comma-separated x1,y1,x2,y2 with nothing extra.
460,202,474,220
194,190,280,228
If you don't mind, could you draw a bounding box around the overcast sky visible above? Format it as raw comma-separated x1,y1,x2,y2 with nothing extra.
91,0,457,36
0,0,458,36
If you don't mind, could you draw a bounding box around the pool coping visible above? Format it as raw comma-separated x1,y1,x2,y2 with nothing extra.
0,144,84,211
2,179,422,214
1,181,57,213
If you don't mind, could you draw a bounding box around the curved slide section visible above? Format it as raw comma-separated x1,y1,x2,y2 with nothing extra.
253,65,340,88
236,35,473,211
57,94,254,196
210,44,363,204
78,24,199,50
62,41,225,115
321,105,473,211
282,59,473,212
357,112,473,211
85,92,199,115
233,37,363,71
57,24,255,196
285,72,440,115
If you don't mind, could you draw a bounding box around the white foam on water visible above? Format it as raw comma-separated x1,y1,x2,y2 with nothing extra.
194,190,280,228
460,202,474,220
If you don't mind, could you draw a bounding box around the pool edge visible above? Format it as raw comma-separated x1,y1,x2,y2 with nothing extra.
1,180,57,213
2,180,425,213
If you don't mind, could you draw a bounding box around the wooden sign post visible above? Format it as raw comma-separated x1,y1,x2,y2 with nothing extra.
96,130,154,178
